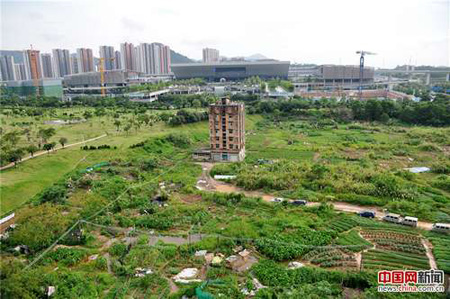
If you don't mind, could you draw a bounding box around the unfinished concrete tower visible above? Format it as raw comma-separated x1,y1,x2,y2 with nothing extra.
209,97,245,162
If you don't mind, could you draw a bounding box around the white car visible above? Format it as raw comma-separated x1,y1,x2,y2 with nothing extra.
271,197,285,203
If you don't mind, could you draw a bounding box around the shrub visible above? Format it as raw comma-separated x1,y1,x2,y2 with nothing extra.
38,184,67,204
109,243,128,257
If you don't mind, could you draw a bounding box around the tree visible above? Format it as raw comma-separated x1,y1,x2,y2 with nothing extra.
59,137,68,148
26,145,39,157
37,127,56,144
9,148,24,166
43,142,56,154
192,99,201,110
113,119,121,131
83,110,93,119
124,123,132,135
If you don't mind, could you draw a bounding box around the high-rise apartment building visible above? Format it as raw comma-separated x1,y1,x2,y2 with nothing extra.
52,49,72,77
120,42,136,71
70,53,79,74
99,46,115,70
209,97,245,162
76,48,94,73
114,50,122,69
23,49,42,80
41,53,54,78
14,63,26,81
135,42,171,75
203,48,220,63
0,56,16,81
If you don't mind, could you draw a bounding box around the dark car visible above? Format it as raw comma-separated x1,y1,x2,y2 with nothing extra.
291,200,307,206
358,211,376,218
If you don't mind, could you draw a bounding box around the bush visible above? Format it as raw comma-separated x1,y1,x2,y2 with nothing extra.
38,184,67,204
109,243,128,257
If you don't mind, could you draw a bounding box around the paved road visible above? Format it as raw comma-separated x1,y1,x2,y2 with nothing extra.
0,134,107,171
196,162,434,231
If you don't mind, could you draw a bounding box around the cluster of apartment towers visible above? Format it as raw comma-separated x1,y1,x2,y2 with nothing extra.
0,42,171,82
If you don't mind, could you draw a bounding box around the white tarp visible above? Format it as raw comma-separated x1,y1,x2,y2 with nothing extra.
405,167,430,173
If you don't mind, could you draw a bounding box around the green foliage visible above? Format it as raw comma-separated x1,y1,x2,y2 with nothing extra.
8,204,72,252
43,247,87,266
109,243,128,257
252,260,374,289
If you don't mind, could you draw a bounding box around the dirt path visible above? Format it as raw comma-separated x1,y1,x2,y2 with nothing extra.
0,134,107,171
421,238,437,269
196,162,434,231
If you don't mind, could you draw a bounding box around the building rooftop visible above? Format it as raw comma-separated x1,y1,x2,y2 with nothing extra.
172,60,290,67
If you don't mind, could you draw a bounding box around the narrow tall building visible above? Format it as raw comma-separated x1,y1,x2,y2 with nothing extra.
23,49,42,80
99,46,115,70
70,53,79,74
203,48,219,63
120,42,136,71
76,48,94,73
209,97,245,162
40,53,54,78
14,63,26,80
52,49,72,77
114,50,122,69
0,56,16,81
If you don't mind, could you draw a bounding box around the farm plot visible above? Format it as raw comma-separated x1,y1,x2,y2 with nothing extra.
336,229,372,252
360,228,425,255
302,247,358,269
324,216,358,233
427,234,450,274
362,249,430,271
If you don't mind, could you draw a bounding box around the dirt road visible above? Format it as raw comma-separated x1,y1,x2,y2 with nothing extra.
196,162,434,231
0,134,107,171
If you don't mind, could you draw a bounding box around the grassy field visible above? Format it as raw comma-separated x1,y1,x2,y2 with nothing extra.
0,112,261,214
2,109,450,297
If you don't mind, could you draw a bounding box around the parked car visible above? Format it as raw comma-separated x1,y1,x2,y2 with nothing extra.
383,213,402,224
271,197,284,203
358,211,376,218
291,200,307,206
431,223,450,234
402,216,418,227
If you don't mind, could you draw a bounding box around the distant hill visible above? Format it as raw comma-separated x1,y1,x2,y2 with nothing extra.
170,50,193,63
0,50,24,63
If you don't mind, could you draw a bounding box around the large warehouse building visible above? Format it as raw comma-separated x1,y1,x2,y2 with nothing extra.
319,65,374,84
171,61,290,81
63,70,140,88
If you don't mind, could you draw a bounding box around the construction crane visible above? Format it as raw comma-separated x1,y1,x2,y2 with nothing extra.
99,57,115,97
356,50,376,99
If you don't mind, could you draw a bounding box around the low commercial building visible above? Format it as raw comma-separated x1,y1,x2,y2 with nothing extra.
63,70,140,88
1,78,63,97
171,60,290,81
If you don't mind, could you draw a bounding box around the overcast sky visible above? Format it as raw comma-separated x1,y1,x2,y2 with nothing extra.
1,0,449,68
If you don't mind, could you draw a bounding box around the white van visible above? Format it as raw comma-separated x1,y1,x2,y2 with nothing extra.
431,223,450,234
383,213,402,224
402,216,418,227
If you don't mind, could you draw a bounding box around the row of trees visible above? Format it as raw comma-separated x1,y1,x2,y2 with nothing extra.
249,97,450,126
1,126,68,166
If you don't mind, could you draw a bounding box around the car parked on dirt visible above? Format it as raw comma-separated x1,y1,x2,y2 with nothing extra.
271,197,284,203
431,223,450,234
382,213,402,224
402,216,418,227
291,199,307,206
358,211,376,218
